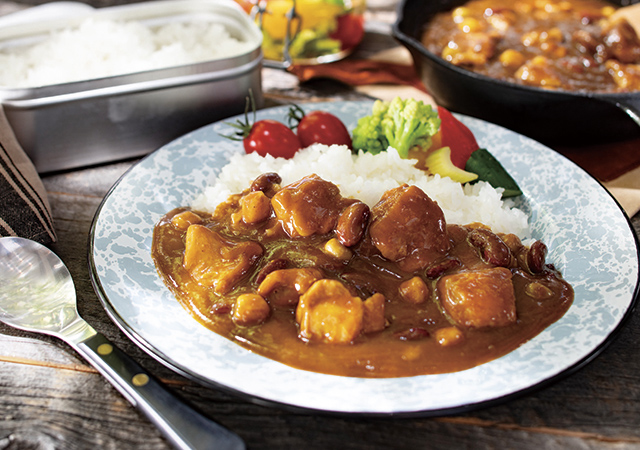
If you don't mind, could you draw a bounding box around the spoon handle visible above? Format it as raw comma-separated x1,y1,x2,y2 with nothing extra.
72,332,245,450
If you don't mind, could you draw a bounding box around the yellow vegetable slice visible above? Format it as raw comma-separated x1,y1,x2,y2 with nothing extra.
261,0,344,41
423,146,479,183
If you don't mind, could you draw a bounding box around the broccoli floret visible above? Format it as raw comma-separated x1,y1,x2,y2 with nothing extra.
381,97,440,158
351,97,441,158
351,100,390,154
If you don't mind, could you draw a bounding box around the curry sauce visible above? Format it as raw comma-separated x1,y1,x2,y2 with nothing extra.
152,173,573,378
422,0,640,92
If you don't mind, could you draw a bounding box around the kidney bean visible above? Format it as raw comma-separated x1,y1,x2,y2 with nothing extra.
336,201,370,247
394,327,430,341
525,281,554,299
527,240,548,274
212,303,232,315
250,172,282,194
255,258,288,285
468,228,511,267
425,257,462,279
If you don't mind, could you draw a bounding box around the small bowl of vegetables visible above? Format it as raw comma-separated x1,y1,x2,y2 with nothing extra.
237,0,366,65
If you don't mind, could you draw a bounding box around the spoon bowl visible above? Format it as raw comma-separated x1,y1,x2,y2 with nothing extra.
0,236,245,450
0,237,88,339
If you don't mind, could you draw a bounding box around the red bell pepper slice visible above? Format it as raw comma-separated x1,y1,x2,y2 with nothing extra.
436,106,479,169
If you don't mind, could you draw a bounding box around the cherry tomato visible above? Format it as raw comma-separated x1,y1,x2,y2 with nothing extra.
436,106,479,169
295,110,352,148
330,13,365,50
232,0,254,14
244,120,301,158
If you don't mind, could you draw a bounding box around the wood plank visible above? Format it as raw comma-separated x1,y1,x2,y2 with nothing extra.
2,2,640,447
5,357,640,449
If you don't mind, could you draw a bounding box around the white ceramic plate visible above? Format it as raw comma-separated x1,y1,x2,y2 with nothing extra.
89,100,640,416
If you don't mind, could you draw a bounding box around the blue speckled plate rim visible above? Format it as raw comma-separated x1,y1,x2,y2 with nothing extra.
87,100,640,417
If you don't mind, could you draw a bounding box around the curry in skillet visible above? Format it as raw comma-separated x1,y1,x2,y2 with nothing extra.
422,0,640,92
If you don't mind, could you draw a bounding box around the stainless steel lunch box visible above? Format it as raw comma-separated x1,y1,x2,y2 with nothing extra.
0,0,264,173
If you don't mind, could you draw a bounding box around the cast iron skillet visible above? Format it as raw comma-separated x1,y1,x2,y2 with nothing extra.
392,0,640,146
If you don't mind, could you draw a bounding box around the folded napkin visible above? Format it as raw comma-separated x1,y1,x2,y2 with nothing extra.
0,105,56,245
289,47,640,217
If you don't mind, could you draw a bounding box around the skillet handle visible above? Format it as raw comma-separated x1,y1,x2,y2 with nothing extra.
601,95,640,129
73,332,246,450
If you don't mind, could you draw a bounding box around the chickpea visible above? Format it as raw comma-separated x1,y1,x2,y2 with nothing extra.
435,327,465,347
514,1,533,14
534,0,548,9
521,30,540,47
543,27,563,42
558,1,572,12
399,277,430,304
233,294,270,326
170,210,202,230
452,7,472,23
499,49,526,69
324,238,352,261
457,17,484,33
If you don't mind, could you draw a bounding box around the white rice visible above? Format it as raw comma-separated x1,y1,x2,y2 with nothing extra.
192,144,531,239
0,18,255,88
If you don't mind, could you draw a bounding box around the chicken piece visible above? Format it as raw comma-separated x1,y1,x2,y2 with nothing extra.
363,292,386,334
603,18,640,64
232,293,270,326
437,267,517,328
241,190,272,224
442,32,498,66
521,28,565,57
486,9,517,33
183,224,263,295
296,279,364,344
515,56,562,88
271,174,345,238
572,29,600,55
606,60,640,90
170,210,202,231
257,268,323,307
398,276,430,304
369,185,451,272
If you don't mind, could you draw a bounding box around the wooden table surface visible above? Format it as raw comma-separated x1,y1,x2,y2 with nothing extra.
2,1,640,449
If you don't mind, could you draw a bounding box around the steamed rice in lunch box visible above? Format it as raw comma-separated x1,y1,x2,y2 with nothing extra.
0,0,264,173
0,18,256,88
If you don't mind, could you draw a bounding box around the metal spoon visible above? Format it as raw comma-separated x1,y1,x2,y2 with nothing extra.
0,236,245,450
